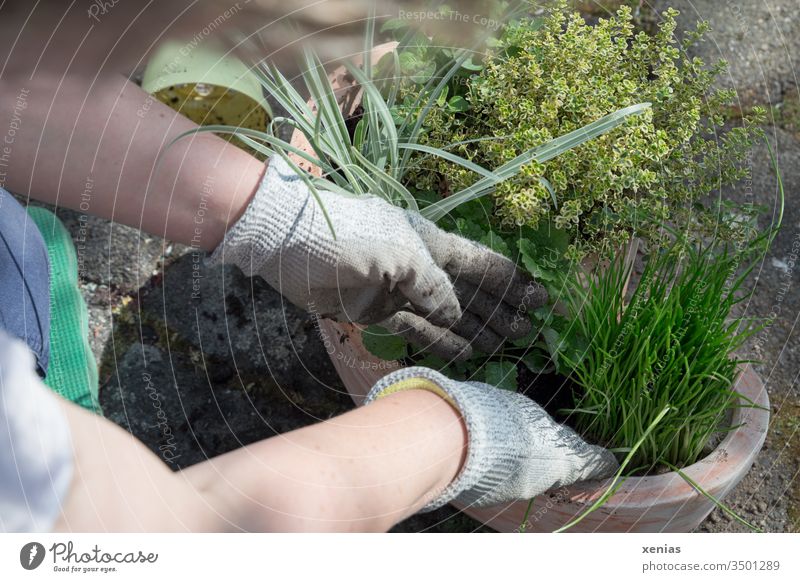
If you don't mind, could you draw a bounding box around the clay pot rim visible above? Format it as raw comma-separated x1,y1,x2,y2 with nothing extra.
498,362,768,508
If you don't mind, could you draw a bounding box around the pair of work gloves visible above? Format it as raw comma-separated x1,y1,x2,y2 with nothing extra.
209,157,618,511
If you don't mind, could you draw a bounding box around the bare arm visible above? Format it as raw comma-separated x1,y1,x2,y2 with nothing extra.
0,73,263,250
53,390,466,532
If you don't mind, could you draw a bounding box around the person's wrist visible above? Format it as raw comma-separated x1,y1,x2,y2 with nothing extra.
203,154,267,252
376,387,468,509
365,367,519,512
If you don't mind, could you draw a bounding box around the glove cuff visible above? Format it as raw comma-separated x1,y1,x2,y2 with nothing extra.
206,156,311,275
365,366,521,512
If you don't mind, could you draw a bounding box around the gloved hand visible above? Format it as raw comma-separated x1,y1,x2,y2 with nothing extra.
365,366,619,511
208,156,547,361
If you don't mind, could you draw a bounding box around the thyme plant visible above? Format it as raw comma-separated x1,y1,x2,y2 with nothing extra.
407,2,766,259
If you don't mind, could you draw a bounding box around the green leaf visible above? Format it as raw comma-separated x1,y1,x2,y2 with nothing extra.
380,18,409,33
555,333,587,373
452,198,493,223
518,239,558,282
343,61,400,182
415,354,448,370
454,217,488,242
503,45,523,58
460,56,484,72
436,85,450,108
521,350,552,373
664,462,762,532
516,223,573,283
397,142,496,182
413,189,441,209
349,146,418,210
468,366,485,384
520,220,571,256
447,95,470,112
538,176,558,210
450,358,476,380
485,361,518,391
353,119,366,151
398,51,420,72
541,327,562,357
411,62,437,84
362,325,408,360
480,230,512,257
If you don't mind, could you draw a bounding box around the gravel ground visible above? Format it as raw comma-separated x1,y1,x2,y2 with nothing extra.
695,125,800,532
651,0,799,105
50,1,799,532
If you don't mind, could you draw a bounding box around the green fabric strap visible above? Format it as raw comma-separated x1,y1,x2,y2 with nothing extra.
26,207,100,414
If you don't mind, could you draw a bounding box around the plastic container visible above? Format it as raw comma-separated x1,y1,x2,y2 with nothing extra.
142,41,271,139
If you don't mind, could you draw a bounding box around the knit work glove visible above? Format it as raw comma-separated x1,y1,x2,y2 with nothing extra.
365,367,619,511
208,157,547,361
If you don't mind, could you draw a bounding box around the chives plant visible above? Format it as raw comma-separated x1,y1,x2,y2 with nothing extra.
553,179,782,532
559,237,768,469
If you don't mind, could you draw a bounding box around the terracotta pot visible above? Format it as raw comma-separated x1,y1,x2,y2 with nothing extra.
320,320,768,532
289,43,771,532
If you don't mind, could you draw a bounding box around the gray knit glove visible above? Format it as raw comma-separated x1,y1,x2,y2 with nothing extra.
208,157,547,361
365,367,619,511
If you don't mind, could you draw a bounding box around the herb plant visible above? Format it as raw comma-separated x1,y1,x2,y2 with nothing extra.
558,140,782,473
550,203,780,532
407,2,766,259
559,239,761,469
165,10,644,384
195,10,650,231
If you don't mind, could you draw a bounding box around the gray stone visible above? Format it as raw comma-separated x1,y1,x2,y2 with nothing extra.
101,252,356,466
652,0,799,105
56,208,169,292
17,197,173,292
100,339,354,469
140,252,326,386
80,281,112,367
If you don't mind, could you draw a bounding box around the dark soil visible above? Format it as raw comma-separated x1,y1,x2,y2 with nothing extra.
517,367,578,424
344,104,364,139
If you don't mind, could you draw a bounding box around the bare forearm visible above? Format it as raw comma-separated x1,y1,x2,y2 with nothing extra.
54,390,466,532
54,400,211,532
0,74,263,250
183,390,468,532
